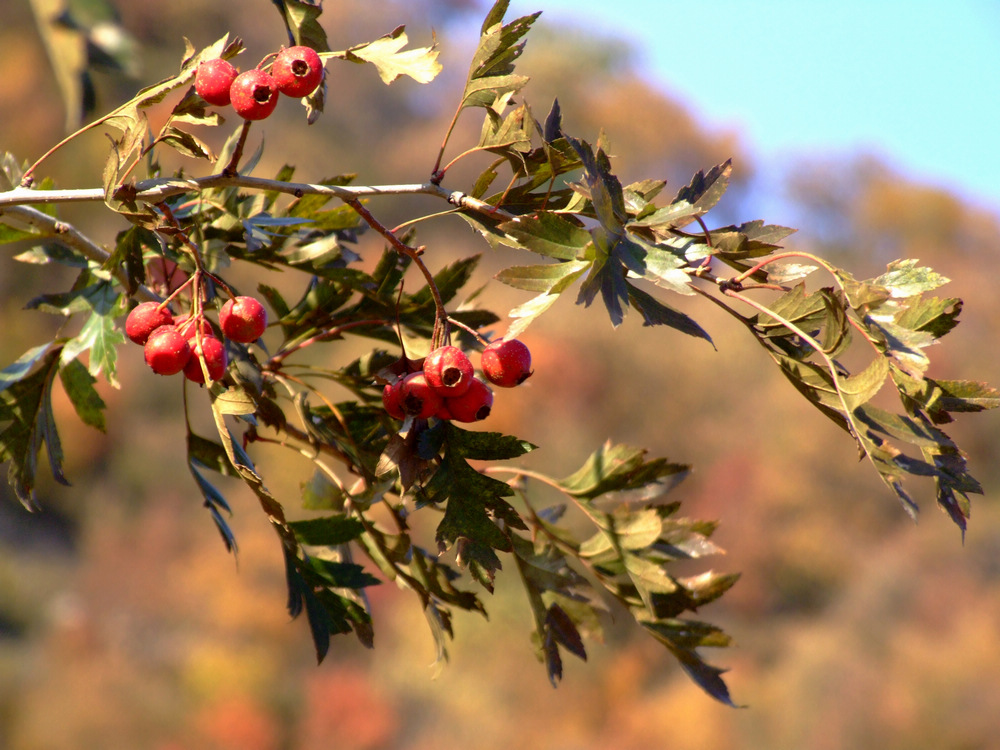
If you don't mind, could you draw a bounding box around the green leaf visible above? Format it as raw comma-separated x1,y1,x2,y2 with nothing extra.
838,355,889,411
495,259,592,293
579,509,664,558
188,460,238,553
929,379,1000,414
58,358,107,432
894,296,962,339
0,345,69,508
343,26,442,85
104,225,156,296
158,125,215,161
497,213,592,260
461,2,539,110
0,343,59,393
500,259,591,338
558,442,689,502
672,160,732,225
624,235,694,295
566,137,627,237
300,469,346,511
626,283,714,344
289,515,365,546
444,425,535,461
478,103,533,155
59,283,126,387
641,622,739,707
275,0,329,51
428,425,534,589
874,258,950,298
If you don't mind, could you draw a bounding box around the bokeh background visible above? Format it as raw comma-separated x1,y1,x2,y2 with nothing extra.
3,1,1000,748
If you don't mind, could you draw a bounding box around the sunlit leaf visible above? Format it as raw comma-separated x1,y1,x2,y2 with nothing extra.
343,26,442,85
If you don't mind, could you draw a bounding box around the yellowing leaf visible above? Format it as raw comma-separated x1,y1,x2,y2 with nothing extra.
343,27,442,85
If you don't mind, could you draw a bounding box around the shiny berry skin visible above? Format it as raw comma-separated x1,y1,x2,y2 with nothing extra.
220,296,268,343
183,335,228,384
423,346,474,397
481,338,532,388
399,372,444,420
445,378,493,423
125,302,174,345
230,69,279,120
195,58,238,106
143,326,191,375
271,46,324,98
382,381,405,420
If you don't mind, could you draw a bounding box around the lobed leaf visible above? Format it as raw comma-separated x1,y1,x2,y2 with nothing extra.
342,26,442,85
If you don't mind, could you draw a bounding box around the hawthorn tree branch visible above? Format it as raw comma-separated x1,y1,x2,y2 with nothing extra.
0,204,161,303
0,176,516,221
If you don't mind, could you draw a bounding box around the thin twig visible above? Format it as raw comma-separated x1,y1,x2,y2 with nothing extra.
0,204,161,303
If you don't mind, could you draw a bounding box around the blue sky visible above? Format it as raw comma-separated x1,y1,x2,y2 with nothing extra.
508,1,1000,214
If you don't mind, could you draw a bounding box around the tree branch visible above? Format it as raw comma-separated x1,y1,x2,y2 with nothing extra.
0,175,516,221
0,204,161,303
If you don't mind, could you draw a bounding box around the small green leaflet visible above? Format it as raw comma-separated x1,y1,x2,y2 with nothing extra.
58,358,107,433
461,0,539,110
0,345,67,509
59,282,127,388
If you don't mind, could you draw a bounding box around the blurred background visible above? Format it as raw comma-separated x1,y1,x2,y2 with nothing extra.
2,1,1000,748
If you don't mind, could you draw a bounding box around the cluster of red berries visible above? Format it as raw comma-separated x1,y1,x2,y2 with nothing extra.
194,46,324,121
382,339,532,424
125,296,268,383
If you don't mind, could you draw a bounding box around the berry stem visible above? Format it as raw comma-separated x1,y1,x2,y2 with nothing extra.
343,197,449,345
265,318,390,369
446,316,490,347
222,120,254,177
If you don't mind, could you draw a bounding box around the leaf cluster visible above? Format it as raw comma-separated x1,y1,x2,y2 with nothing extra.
0,0,996,707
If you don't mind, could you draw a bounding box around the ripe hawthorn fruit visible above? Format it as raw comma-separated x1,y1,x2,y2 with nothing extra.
183,335,228,384
230,69,279,120
195,58,238,106
382,381,406,420
481,338,533,388
271,46,324,98
445,378,493,423
125,302,174,345
144,326,191,376
220,296,268,343
399,372,444,420
423,346,475,397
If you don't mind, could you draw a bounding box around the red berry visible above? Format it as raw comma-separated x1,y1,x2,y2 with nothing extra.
183,335,228,384
435,400,454,421
481,338,532,388
143,326,191,376
195,58,238,106
230,69,279,120
126,302,174,345
271,46,324,98
220,296,268,343
445,378,493,423
399,372,444,420
382,381,405,420
423,346,474,397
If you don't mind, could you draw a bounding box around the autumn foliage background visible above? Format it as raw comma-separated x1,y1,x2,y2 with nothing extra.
3,1,1000,748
